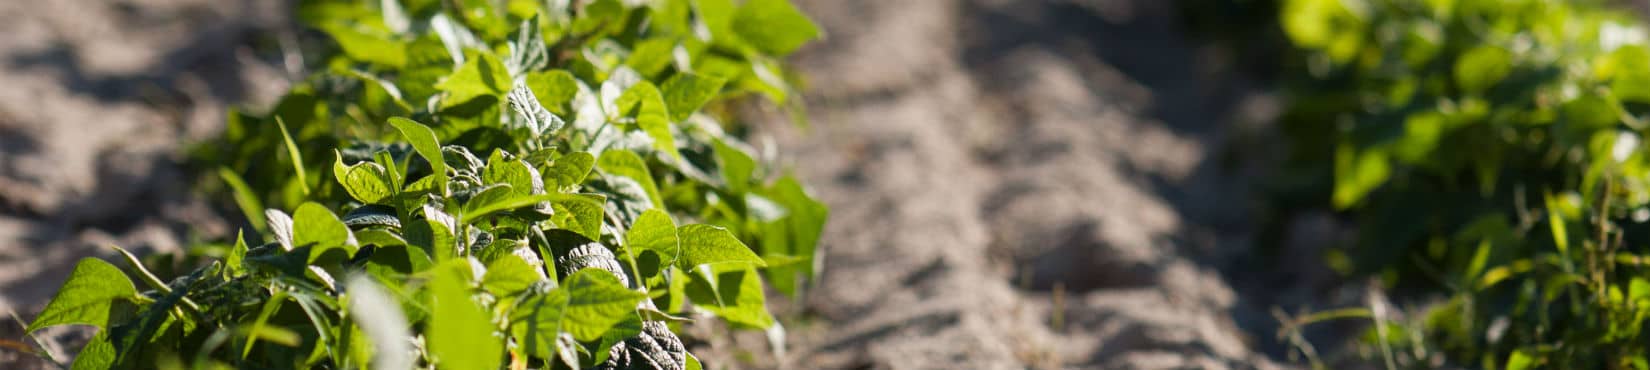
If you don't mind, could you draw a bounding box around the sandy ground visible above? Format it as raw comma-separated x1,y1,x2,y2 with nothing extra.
0,0,1359,369
695,1,1317,368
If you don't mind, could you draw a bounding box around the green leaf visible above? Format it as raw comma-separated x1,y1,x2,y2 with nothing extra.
437,49,512,107
1454,46,1512,94
526,70,581,116
617,82,681,160
1546,193,1570,255
1506,349,1536,370
551,194,607,240
484,254,542,297
1332,143,1388,209
27,258,137,332
625,38,676,77
274,116,310,196
318,23,408,68
513,268,646,345
662,73,726,121
548,152,596,189
294,202,358,263
388,117,447,195
697,0,737,44
1562,95,1618,131
758,176,826,296
685,352,703,370
483,151,541,197
1464,238,1492,281
676,224,766,270
226,230,249,277
334,151,396,204
626,209,680,267
429,260,503,370
714,140,756,194
70,331,116,370
599,150,665,210
218,167,268,234
686,264,774,328
732,0,821,56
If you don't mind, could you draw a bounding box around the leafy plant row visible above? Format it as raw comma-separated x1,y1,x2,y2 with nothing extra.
1276,0,1650,368
25,0,826,369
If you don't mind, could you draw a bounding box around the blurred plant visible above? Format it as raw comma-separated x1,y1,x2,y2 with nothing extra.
1274,0,1650,368
24,0,826,368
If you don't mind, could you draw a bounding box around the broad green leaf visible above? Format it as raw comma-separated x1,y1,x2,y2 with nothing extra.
513,268,645,346
732,0,821,56
483,152,541,197
1507,349,1536,370
697,0,738,43
295,202,358,263
437,50,511,107
599,150,665,210
484,254,541,296
70,332,116,370
318,23,408,68
627,209,680,267
388,117,447,195
685,352,703,370
662,73,726,121
356,229,408,247
226,230,248,277
1631,278,1650,302
552,194,607,240
1281,0,1353,48
429,260,503,370
686,264,774,328
334,151,396,204
595,315,644,364
625,38,676,77
1561,95,1618,132
366,244,433,276
1331,143,1388,209
617,82,681,160
218,167,268,234
27,258,137,332
548,152,596,189
676,224,766,270
1454,46,1512,94
759,177,826,296
423,205,461,260
526,70,581,116
714,140,756,194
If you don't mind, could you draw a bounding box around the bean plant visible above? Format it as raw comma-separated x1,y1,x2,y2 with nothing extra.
25,0,826,369
1276,0,1650,368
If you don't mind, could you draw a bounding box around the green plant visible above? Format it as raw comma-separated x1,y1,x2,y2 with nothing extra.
1275,0,1650,367
25,0,826,368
